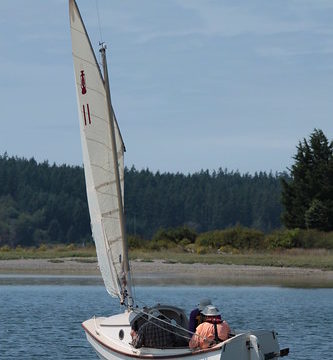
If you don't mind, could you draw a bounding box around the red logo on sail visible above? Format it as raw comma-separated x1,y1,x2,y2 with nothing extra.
80,70,87,95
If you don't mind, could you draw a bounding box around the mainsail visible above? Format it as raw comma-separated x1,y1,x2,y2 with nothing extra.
69,0,131,302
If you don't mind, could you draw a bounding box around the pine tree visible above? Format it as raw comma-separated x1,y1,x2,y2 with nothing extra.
281,129,333,231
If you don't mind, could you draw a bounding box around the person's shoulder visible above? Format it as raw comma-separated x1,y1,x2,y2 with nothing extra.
190,308,199,316
196,322,206,331
223,320,230,327
220,320,231,331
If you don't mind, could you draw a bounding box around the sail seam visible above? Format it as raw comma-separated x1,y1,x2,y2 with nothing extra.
101,210,119,218
90,167,116,177
95,180,117,190
72,55,103,81
84,113,108,124
85,137,113,152
107,236,122,245
96,193,119,200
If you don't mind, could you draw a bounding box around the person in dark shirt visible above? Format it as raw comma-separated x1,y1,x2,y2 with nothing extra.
188,298,211,334
131,310,175,349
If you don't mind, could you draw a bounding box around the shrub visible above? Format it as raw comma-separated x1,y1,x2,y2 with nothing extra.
152,227,197,245
196,226,265,250
0,245,10,252
297,229,333,249
196,246,207,255
179,238,191,247
185,243,196,253
146,242,161,251
38,244,47,252
128,235,146,249
156,239,177,249
218,245,240,254
265,229,301,249
66,243,75,251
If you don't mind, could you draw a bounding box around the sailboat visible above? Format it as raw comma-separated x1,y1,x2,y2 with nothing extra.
69,1,289,359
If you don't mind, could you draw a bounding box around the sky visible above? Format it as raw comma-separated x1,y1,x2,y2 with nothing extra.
1,0,333,175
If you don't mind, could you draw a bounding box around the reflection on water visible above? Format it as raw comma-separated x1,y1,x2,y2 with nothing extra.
0,282,332,359
0,274,102,286
1,273,333,288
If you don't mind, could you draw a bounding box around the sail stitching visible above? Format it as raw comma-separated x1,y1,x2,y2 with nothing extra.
107,236,122,245
84,113,109,125
85,137,113,152
95,180,117,190
72,54,103,76
101,209,119,218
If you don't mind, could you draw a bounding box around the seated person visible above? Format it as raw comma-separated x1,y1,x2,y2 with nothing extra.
131,310,175,349
189,305,230,350
188,298,211,333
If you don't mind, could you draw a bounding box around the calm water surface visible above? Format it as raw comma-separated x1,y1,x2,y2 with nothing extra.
1,280,332,359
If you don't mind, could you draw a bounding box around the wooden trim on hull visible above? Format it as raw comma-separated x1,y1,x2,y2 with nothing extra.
82,323,224,359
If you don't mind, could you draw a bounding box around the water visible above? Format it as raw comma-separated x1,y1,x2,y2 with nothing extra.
1,281,332,359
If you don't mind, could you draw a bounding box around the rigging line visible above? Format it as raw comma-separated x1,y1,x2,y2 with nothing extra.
128,260,137,307
131,308,193,341
132,297,150,311
95,0,103,44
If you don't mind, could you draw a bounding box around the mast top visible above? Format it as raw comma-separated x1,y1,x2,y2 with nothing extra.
99,42,107,51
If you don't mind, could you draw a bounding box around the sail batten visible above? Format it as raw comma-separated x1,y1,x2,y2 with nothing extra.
69,0,131,302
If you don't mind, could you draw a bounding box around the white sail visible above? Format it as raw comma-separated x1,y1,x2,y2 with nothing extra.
69,0,127,299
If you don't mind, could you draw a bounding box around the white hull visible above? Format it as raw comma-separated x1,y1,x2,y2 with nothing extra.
82,308,282,360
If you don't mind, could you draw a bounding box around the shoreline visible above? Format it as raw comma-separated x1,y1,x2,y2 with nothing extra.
1,258,333,287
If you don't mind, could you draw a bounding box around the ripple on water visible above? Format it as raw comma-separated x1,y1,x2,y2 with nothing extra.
0,284,332,359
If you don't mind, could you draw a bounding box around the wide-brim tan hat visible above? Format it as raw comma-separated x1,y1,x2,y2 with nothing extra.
201,305,221,316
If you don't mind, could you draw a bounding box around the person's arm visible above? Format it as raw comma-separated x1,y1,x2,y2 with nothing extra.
189,333,200,349
218,321,231,341
188,309,199,333
131,329,144,348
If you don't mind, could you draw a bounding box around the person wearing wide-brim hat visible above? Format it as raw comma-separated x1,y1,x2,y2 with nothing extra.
189,305,230,350
188,298,212,333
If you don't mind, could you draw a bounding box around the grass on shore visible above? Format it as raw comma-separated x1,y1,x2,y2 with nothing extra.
1,245,333,270
0,244,96,260
130,248,333,270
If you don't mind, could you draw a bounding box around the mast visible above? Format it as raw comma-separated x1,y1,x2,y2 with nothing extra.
100,44,133,308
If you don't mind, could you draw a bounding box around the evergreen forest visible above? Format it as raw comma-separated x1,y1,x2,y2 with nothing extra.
0,128,332,249
0,154,283,247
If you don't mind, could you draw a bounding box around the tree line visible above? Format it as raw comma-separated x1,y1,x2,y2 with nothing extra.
0,155,91,247
0,128,332,248
0,155,283,247
125,167,283,238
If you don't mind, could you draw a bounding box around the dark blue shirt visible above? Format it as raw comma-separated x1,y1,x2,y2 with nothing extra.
188,308,201,333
